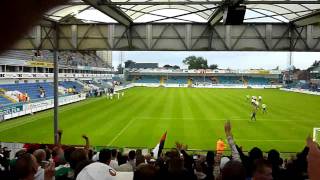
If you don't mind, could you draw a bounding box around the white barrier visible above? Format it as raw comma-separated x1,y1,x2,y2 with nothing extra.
132,83,281,89
114,84,135,92
0,93,86,122
0,142,24,159
280,88,320,96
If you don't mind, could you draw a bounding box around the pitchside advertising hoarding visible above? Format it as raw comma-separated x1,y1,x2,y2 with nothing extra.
0,94,86,122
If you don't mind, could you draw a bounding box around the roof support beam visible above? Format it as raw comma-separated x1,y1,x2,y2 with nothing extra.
67,1,320,6
12,23,320,51
291,10,320,27
82,0,133,27
208,0,243,26
208,8,224,26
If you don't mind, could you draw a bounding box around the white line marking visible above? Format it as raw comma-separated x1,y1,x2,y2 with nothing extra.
235,139,304,142
107,117,137,146
135,117,320,122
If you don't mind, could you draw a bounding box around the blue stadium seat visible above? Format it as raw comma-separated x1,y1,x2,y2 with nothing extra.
166,77,187,84
59,81,83,92
136,76,160,83
0,96,12,105
246,77,270,85
0,83,54,100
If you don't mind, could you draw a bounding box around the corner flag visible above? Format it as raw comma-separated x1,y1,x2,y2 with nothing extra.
152,131,167,158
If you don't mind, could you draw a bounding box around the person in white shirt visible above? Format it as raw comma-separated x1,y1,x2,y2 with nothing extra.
251,99,256,106
262,104,267,113
258,96,262,102
255,101,260,107
33,149,46,180
109,149,119,170
117,150,136,172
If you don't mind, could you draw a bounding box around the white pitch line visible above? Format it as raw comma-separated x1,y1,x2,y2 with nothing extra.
235,139,304,142
107,117,137,146
135,117,320,122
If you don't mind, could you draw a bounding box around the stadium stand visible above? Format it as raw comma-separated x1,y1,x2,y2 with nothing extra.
136,76,161,83
0,95,12,105
0,83,54,100
166,76,188,84
127,69,281,87
246,77,270,85
0,50,106,68
0,81,86,105
59,81,83,92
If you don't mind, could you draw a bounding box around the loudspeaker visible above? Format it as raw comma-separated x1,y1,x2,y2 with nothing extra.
223,6,246,25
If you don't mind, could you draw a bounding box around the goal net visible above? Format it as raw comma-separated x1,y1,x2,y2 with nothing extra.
313,128,320,144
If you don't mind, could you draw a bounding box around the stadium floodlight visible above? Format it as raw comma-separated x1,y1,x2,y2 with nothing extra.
313,128,320,144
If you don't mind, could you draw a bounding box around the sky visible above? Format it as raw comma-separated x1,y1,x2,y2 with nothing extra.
112,51,320,70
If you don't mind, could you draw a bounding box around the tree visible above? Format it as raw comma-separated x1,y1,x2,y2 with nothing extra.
312,60,320,67
182,56,208,69
163,64,180,69
172,65,180,69
124,60,135,68
117,64,123,74
163,64,172,69
209,64,218,70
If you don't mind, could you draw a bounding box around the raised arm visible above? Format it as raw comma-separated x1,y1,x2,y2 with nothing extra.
307,136,320,180
55,129,62,147
224,120,241,162
82,134,90,151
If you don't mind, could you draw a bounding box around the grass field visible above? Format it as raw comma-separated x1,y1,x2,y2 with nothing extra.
0,87,320,153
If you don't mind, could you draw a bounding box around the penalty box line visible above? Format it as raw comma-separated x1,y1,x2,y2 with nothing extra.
107,117,137,146
107,117,305,143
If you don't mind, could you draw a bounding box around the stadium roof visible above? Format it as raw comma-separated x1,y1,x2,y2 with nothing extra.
45,0,320,26
12,0,320,51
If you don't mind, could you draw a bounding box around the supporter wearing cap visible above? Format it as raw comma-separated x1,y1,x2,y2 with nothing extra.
76,162,117,180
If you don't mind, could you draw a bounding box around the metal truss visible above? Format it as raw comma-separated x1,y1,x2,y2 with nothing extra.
66,1,320,6
12,22,320,52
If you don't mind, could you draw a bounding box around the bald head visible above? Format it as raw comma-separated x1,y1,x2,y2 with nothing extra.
33,149,46,164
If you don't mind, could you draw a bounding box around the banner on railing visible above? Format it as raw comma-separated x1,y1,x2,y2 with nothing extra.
0,104,24,120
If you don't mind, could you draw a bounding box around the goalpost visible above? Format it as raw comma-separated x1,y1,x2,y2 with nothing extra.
313,128,320,144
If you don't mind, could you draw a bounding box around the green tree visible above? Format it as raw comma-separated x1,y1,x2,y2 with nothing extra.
183,56,208,69
163,64,180,69
209,64,218,70
312,60,320,67
163,64,172,69
117,64,123,74
124,60,135,68
172,65,180,69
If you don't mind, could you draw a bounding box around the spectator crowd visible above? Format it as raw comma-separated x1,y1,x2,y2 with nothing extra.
0,121,319,180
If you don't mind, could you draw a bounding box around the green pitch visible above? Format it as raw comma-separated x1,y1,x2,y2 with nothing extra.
0,87,320,153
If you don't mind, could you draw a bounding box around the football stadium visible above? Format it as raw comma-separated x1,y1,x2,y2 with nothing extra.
1,0,320,180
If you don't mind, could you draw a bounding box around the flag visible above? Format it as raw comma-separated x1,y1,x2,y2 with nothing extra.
152,131,167,158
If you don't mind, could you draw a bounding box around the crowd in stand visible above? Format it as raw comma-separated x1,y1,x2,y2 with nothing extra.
17,92,29,102
0,121,319,180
